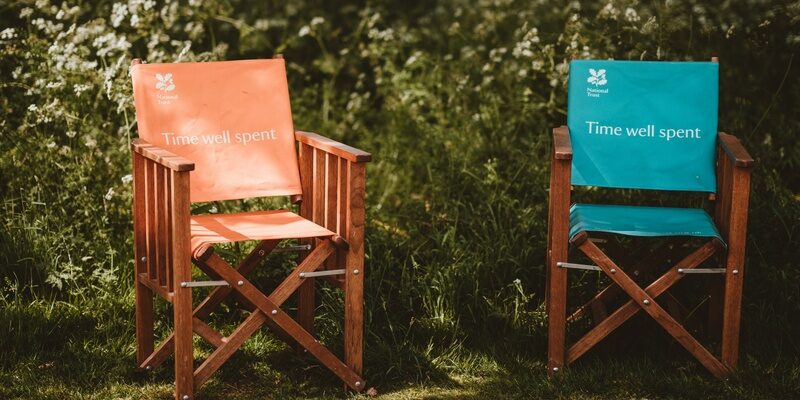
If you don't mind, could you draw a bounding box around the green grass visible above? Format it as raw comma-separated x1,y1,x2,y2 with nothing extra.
2,0,800,398
0,279,798,399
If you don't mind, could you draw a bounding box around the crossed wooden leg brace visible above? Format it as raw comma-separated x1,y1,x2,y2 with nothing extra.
552,231,731,378
139,238,365,398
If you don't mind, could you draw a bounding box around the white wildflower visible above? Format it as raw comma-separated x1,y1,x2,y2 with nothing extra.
46,141,57,149
624,7,640,23
600,3,619,20
66,130,77,138
176,41,191,62
73,84,92,95
111,3,128,27
20,7,33,18
104,187,115,200
0,28,16,40
726,24,736,39
121,174,133,184
28,104,38,112
310,17,325,26
298,25,310,37
405,52,420,66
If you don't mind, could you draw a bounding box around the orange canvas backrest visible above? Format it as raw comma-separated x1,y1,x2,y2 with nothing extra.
130,59,302,203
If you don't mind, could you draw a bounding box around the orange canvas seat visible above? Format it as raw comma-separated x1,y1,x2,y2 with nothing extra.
190,210,335,254
129,56,371,399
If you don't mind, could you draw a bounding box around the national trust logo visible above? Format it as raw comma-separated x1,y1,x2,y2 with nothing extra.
154,73,178,105
586,68,608,98
587,68,607,86
155,73,176,92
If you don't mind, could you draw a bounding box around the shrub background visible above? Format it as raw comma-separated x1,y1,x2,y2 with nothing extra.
1,0,799,398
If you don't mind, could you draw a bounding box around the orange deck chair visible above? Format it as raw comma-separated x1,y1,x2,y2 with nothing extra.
129,57,371,399
546,58,754,378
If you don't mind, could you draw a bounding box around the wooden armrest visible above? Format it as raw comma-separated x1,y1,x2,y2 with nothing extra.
131,139,195,171
553,125,573,160
295,131,372,163
718,132,754,168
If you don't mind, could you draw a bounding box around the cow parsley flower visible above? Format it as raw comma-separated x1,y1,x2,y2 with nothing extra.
0,28,16,40
624,8,640,23
111,3,128,27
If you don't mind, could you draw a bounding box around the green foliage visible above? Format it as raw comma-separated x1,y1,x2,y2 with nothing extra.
1,0,799,398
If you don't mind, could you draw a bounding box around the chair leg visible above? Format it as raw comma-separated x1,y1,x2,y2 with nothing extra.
172,268,194,400
135,279,155,366
173,283,194,399
721,254,744,369
344,263,364,378
297,279,316,338
547,253,567,375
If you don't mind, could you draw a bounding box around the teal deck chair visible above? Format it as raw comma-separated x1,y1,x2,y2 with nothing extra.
546,59,754,378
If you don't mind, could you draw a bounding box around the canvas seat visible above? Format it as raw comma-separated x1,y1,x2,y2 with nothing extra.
129,57,371,399
546,58,753,380
569,204,723,242
190,210,336,255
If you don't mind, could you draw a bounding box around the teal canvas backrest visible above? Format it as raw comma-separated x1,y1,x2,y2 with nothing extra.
567,60,719,192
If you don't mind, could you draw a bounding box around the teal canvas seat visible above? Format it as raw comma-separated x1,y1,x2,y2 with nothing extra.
568,204,723,243
546,58,754,380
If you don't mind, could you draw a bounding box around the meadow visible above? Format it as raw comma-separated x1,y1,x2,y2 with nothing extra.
1,0,799,398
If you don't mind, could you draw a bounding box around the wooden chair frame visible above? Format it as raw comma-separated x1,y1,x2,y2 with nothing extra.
131,131,371,399
546,125,754,378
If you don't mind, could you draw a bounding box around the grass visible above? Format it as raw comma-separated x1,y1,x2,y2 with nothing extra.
0,277,798,399
2,0,800,398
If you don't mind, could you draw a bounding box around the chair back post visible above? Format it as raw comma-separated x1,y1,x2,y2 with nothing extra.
546,125,572,375
131,147,154,365
131,136,196,398
170,168,194,399
714,133,753,369
720,159,750,367
343,161,366,377
296,133,368,377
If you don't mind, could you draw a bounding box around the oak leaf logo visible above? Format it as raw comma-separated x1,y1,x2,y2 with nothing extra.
587,68,607,86
155,73,175,92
